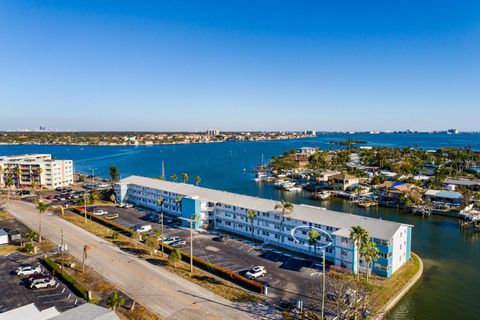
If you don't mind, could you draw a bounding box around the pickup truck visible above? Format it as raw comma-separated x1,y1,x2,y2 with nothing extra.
104,213,119,220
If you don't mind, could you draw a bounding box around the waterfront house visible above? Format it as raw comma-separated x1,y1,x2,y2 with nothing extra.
115,175,412,278
444,178,480,191
329,173,360,191
424,189,463,207
298,147,318,155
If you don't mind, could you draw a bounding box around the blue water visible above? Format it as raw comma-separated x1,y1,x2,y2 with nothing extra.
2,133,480,319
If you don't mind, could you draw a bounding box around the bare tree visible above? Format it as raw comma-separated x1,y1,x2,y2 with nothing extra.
306,272,375,320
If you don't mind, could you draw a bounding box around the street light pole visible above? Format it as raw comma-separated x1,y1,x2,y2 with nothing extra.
190,219,193,275
160,209,164,254
60,229,64,274
291,225,332,319
322,248,326,320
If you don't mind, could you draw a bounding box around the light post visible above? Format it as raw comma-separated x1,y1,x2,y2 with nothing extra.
291,226,333,320
178,216,196,276
158,208,164,255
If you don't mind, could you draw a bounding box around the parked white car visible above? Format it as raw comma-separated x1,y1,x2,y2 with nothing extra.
133,224,152,233
245,266,266,279
93,209,107,216
31,278,57,289
16,265,42,276
117,203,133,208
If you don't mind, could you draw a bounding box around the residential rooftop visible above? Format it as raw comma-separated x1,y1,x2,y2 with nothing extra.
118,175,410,240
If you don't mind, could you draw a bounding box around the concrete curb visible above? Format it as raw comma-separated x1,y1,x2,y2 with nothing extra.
375,252,424,320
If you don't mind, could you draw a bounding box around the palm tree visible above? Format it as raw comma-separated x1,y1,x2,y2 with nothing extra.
25,230,38,245
35,167,43,190
35,201,47,242
246,209,257,239
349,225,369,279
274,200,294,243
361,241,379,282
308,230,320,258
194,175,201,186
170,173,177,182
181,173,189,183
82,244,90,273
109,165,120,185
107,291,125,310
175,195,183,210
4,176,14,202
30,179,37,199
0,164,4,187
14,166,21,189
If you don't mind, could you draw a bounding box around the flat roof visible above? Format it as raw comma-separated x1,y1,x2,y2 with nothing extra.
445,178,480,186
118,176,409,240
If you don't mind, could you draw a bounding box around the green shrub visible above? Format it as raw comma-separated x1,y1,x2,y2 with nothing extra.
42,257,90,300
23,243,35,254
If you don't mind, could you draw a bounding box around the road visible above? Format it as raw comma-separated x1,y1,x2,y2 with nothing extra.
6,201,260,320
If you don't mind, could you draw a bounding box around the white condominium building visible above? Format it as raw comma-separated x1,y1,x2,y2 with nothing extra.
0,154,74,189
115,175,413,278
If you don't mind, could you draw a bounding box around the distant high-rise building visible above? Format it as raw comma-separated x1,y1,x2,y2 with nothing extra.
207,129,220,136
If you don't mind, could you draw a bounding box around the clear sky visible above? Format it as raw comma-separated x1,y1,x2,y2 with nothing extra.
0,1,479,132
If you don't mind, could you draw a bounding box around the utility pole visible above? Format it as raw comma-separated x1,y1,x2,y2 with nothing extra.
321,248,326,320
190,219,193,276
60,229,64,274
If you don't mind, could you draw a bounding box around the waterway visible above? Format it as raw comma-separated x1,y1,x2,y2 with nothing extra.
1,133,480,319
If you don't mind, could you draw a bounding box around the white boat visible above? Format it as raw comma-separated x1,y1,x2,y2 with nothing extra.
254,172,267,182
274,180,286,189
312,191,331,200
285,185,302,192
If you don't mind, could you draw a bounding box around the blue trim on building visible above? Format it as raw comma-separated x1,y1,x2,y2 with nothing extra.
406,226,412,261
181,197,201,229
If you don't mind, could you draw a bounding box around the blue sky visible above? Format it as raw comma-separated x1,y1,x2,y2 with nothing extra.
0,1,479,131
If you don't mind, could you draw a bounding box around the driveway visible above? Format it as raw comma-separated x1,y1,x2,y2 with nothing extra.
6,201,267,320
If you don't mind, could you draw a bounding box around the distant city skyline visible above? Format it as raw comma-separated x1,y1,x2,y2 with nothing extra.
1,1,479,131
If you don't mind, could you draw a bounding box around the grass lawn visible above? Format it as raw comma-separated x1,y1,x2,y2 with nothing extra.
0,210,13,221
63,210,259,303
0,245,20,255
369,253,421,310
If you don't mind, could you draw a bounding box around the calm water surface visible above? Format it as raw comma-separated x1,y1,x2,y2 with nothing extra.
2,133,480,319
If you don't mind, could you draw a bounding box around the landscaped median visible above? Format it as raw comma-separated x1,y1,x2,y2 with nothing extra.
70,207,264,295
42,256,91,300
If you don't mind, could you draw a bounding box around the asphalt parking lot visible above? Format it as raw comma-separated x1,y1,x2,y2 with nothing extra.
90,204,330,304
0,252,82,314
